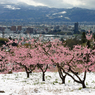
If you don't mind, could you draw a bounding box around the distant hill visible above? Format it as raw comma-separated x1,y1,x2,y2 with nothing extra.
0,3,95,22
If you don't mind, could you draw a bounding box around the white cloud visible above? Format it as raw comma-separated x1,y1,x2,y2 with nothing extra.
64,0,85,6
18,0,47,6
0,0,18,4
0,0,95,9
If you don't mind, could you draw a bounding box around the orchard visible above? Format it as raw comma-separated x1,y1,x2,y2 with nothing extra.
0,32,95,93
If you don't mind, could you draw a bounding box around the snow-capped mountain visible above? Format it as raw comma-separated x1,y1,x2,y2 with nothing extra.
0,3,95,22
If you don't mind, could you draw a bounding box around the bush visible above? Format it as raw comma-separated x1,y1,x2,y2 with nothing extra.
0,38,8,47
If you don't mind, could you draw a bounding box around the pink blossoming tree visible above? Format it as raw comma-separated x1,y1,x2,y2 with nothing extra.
49,39,68,84
5,38,37,78
0,48,10,74
35,40,52,81
49,38,95,88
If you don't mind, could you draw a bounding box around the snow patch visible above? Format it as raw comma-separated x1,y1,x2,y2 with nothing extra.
52,13,57,15
4,5,20,10
58,15,63,18
64,17,71,20
59,11,66,14
46,14,50,17
0,72,95,95
52,11,66,15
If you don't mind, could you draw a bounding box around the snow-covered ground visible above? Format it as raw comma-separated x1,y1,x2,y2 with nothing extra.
0,72,95,95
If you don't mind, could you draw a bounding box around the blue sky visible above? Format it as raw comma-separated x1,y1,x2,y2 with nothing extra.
0,0,95,9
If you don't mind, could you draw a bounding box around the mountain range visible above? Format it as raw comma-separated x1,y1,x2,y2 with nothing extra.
0,3,95,22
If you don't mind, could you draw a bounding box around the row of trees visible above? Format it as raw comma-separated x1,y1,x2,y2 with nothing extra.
0,32,95,88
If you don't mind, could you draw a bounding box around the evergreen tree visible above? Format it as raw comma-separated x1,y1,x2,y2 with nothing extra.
81,32,87,43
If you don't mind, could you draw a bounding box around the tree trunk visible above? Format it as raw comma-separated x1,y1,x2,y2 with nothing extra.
26,72,30,78
42,72,45,81
61,76,66,84
81,81,86,88
58,66,66,84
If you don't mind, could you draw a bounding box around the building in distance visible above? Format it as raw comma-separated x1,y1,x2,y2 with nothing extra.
11,26,16,31
26,27,33,34
74,22,79,34
17,26,22,31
